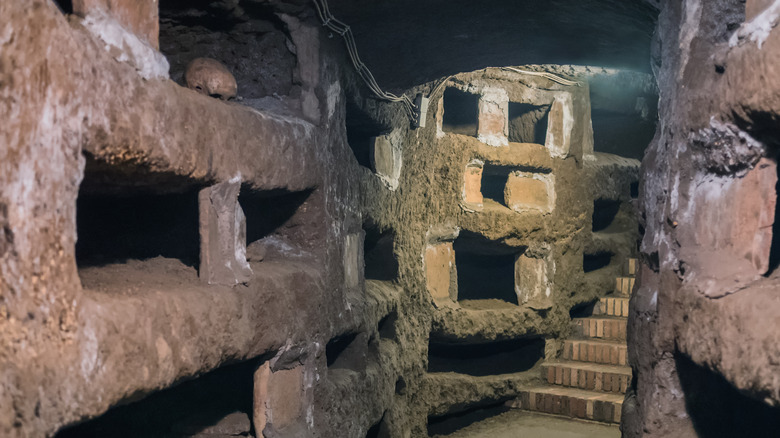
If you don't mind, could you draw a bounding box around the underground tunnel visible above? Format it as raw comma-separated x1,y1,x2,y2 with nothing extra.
3,0,780,437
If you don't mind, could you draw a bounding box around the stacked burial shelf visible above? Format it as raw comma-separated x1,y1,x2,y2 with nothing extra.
62,60,327,435
426,84,563,435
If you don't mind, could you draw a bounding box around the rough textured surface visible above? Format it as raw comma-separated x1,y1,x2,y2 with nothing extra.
626,0,780,436
0,0,656,437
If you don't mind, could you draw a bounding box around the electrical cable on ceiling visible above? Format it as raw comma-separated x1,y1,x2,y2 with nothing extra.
501,67,582,87
312,0,418,122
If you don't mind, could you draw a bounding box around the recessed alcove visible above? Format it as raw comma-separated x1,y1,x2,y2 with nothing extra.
479,164,512,207
453,232,525,307
508,102,550,144
442,88,479,137
54,359,258,438
326,332,367,373
592,199,623,233
346,101,392,169
76,188,200,268
427,337,545,376
583,252,614,273
158,0,297,101
365,413,391,438
363,221,399,281
378,310,398,340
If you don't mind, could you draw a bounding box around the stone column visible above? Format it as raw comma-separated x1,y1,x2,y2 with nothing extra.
198,180,253,285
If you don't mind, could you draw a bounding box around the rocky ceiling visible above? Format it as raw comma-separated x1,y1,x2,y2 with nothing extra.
326,0,659,90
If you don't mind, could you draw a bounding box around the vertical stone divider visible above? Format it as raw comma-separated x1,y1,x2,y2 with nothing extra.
463,160,484,206
424,240,458,306
253,361,305,437
477,87,509,147
369,132,403,191
545,94,574,158
198,179,253,285
343,232,362,288
515,250,553,310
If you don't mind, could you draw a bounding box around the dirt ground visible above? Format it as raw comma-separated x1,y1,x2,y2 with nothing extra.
437,410,620,438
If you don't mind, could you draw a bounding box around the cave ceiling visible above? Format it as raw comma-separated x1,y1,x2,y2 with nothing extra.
325,0,659,90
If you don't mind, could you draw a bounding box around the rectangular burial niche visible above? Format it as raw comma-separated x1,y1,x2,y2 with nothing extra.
363,220,399,281
592,199,623,233
442,87,479,137
76,159,200,269
346,100,392,169
427,401,511,437
480,163,512,207
454,232,524,307
239,187,316,259
675,353,780,437
427,337,545,376
54,359,259,438
508,102,550,144
583,252,614,273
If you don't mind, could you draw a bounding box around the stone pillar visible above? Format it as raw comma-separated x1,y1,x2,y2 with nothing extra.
198,180,253,285
370,134,403,190
515,253,552,309
343,233,361,288
477,87,509,147
463,161,484,205
545,94,574,158
253,362,305,437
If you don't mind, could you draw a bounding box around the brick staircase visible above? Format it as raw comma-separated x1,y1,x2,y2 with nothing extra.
512,258,636,424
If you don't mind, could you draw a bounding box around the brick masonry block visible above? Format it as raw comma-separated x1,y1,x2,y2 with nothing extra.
504,171,555,214
425,242,456,302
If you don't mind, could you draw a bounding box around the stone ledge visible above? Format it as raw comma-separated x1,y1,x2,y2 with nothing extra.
423,371,540,417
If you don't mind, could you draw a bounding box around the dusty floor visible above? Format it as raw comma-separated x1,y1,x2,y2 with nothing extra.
436,410,620,438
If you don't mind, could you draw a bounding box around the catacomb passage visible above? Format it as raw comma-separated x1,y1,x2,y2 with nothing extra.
4,0,780,437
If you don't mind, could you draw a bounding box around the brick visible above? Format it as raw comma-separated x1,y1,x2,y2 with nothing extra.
425,242,455,301
504,172,555,214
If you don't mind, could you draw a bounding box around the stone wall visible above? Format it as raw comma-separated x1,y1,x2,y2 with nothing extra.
626,0,780,436
1,1,649,436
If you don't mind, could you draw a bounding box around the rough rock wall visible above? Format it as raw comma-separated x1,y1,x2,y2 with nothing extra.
350,67,643,436
0,1,396,437
627,0,780,436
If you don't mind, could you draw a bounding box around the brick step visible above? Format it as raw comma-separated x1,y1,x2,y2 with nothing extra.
572,316,627,341
510,385,624,424
563,338,628,366
542,361,631,394
594,296,630,317
615,276,635,296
